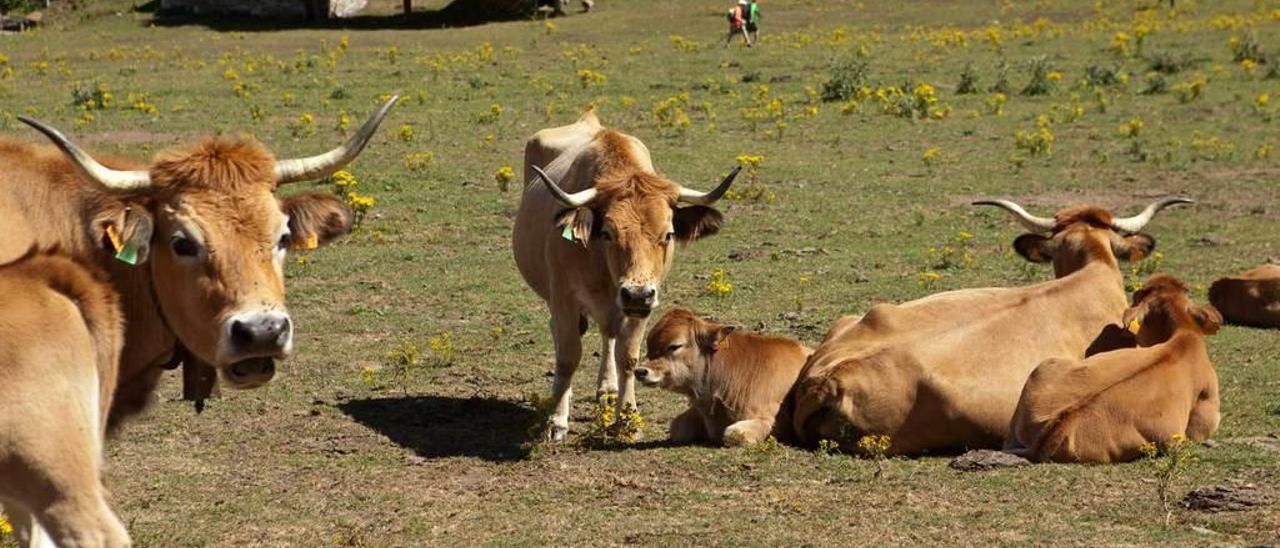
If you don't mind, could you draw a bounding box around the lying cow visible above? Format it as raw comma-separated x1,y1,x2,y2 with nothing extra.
1006,275,1221,463
1209,263,1280,328
634,308,811,446
0,98,397,425
512,110,739,440
0,248,129,547
791,198,1192,455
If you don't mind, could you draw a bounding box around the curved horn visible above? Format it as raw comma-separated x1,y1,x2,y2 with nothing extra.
972,198,1057,232
19,117,152,191
275,96,400,184
1111,197,1194,233
677,165,742,206
532,165,597,208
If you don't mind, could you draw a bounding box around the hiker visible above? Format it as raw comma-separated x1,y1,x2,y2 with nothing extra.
746,0,761,44
725,0,751,48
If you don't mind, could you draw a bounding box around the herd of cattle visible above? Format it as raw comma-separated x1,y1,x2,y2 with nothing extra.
0,102,1276,546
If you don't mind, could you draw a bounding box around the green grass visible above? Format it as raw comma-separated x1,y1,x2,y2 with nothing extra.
1,0,1279,544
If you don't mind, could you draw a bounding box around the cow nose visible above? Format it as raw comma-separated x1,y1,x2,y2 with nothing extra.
230,313,291,353
635,367,650,380
619,285,657,309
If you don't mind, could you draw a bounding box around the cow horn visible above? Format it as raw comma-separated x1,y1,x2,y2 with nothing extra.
972,199,1057,232
1110,197,1194,233
275,96,400,184
19,116,152,191
677,165,742,206
532,165,597,208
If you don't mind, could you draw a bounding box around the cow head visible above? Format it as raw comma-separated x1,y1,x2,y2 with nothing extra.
533,164,739,318
1124,275,1222,344
20,98,398,389
635,307,734,392
973,197,1192,277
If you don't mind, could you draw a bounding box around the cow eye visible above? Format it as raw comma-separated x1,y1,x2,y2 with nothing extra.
662,232,674,244
277,233,291,250
666,343,682,353
171,235,199,257
601,230,614,242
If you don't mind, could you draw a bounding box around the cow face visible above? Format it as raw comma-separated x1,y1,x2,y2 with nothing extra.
540,165,738,319
1124,275,1222,344
21,98,396,389
636,307,733,391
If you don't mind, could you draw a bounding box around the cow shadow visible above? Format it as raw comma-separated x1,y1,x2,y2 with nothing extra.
338,395,535,462
144,0,559,32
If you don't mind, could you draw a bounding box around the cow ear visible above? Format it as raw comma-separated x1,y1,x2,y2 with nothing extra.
1114,233,1156,262
281,192,353,250
1013,234,1054,263
555,207,595,246
708,325,737,351
1189,304,1223,335
1120,302,1150,335
93,205,154,265
674,206,723,243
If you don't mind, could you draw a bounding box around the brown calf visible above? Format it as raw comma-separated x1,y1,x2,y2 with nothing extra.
635,308,810,446
1006,275,1221,463
1209,263,1280,328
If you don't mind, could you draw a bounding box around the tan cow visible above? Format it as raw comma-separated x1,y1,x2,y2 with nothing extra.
634,307,811,447
0,248,129,547
1209,263,1280,328
0,98,397,425
790,198,1192,455
1006,275,1221,463
513,111,739,440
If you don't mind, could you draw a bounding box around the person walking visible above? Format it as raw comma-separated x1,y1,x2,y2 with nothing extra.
746,0,761,44
725,0,750,48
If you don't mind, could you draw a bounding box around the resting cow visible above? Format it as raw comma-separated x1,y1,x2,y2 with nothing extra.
791,198,1192,455
0,98,397,426
513,110,739,440
0,249,129,547
1006,275,1221,463
1209,263,1280,328
634,308,811,447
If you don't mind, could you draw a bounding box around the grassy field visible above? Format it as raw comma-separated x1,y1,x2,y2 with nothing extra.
2,0,1279,544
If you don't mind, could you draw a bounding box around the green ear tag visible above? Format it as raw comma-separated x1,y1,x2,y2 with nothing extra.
115,243,139,266
561,223,575,242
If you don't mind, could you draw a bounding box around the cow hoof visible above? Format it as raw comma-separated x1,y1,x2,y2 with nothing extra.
547,422,570,442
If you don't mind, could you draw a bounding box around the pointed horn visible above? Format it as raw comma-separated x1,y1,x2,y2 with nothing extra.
678,165,741,206
19,117,152,191
972,198,1057,233
1111,197,1194,233
532,165,597,208
275,96,400,184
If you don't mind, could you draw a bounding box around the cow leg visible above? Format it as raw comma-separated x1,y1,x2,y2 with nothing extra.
2,504,48,548
613,317,646,414
548,310,584,442
595,328,618,398
1185,387,1221,442
723,419,775,447
669,408,705,445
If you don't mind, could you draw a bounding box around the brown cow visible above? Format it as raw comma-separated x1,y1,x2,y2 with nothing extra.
0,248,129,547
1006,275,1221,463
512,110,739,440
634,308,811,447
790,198,1192,455
1209,263,1280,328
0,98,397,425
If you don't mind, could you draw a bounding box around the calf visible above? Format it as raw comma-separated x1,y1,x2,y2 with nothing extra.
1006,275,1221,464
0,248,129,547
634,308,810,446
1209,263,1280,328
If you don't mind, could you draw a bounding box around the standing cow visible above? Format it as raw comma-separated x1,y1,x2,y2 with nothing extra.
0,97,398,425
0,249,128,547
791,198,1192,454
513,110,738,440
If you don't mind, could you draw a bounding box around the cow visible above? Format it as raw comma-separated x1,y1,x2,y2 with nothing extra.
0,248,129,547
1209,263,1280,328
512,110,739,440
0,97,397,426
634,307,811,447
1006,275,1221,463
790,197,1192,455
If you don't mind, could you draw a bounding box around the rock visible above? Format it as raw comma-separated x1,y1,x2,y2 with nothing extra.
949,449,1030,471
1182,485,1269,513
1227,434,1280,453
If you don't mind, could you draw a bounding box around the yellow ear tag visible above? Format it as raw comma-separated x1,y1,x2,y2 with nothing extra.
1127,319,1141,335
105,224,124,253
302,234,319,250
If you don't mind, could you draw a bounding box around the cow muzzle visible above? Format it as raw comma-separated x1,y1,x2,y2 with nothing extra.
223,357,276,390
226,310,293,357
618,284,658,317
634,366,660,386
